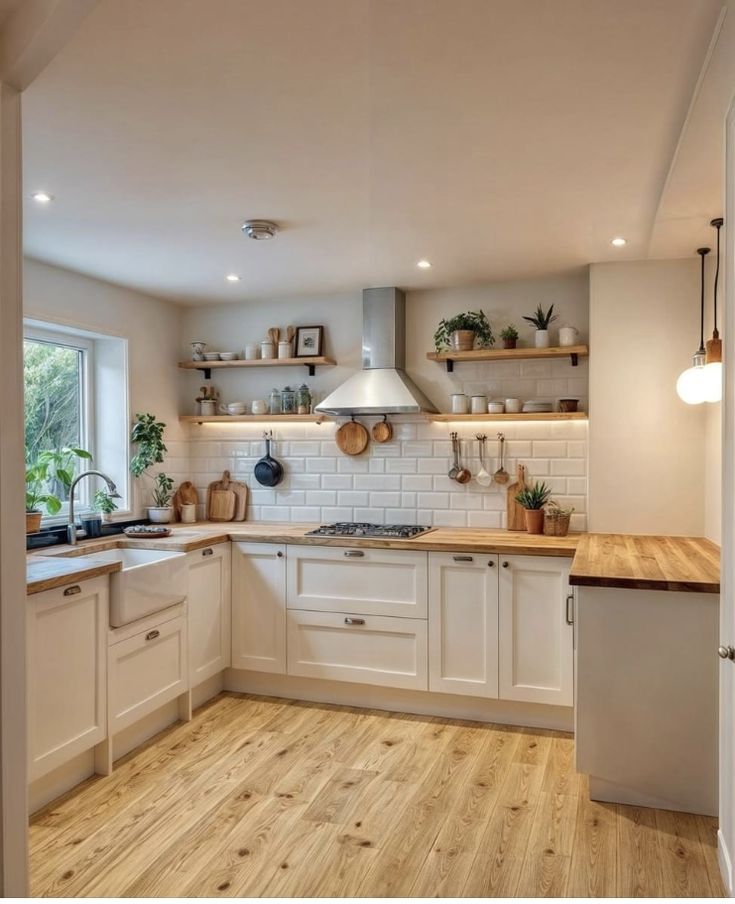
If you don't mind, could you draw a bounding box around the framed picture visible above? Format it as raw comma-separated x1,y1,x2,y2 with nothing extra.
295,325,324,357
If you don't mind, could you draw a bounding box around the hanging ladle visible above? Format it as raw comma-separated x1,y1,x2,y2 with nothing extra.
493,432,510,484
475,434,493,486
448,432,460,480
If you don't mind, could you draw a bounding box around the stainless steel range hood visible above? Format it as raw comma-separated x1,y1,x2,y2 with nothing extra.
315,288,437,416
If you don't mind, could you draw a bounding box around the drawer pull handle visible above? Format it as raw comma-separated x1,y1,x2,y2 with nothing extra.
488,560,495,567
202,548,214,557
344,617,365,626
502,561,509,568
63,585,81,597
453,555,473,562
145,630,160,641
344,551,364,558
277,551,284,558
566,593,574,626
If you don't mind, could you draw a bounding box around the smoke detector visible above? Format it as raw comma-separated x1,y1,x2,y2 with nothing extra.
242,220,279,240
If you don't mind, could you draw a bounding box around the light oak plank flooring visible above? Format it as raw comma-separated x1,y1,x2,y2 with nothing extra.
29,693,725,898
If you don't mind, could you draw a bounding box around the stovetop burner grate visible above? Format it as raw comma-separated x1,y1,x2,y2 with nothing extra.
305,522,433,539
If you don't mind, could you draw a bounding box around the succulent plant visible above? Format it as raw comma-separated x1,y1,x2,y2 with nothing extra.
515,481,552,510
522,304,558,331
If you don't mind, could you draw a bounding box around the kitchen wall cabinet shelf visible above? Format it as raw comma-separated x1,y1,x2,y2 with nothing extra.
180,414,329,425
179,356,336,379
427,412,587,422
426,344,588,372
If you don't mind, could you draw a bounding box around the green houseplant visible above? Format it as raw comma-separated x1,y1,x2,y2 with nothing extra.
515,481,552,534
500,324,519,349
93,489,119,523
25,447,93,533
130,413,172,522
149,473,174,523
434,310,494,352
522,304,558,349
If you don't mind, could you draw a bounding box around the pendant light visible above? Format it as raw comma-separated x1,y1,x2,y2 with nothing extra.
702,217,724,403
676,247,710,404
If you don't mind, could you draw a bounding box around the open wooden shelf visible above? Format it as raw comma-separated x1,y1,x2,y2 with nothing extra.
426,344,588,372
180,414,329,425
179,356,336,378
426,412,588,422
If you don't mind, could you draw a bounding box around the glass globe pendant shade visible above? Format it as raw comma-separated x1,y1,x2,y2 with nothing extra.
702,361,722,403
676,363,707,404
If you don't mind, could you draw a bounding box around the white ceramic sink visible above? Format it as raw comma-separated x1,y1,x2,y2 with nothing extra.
75,548,187,627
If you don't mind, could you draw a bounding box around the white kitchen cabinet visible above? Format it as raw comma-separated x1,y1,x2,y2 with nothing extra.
108,613,188,733
287,609,428,690
428,552,499,698
498,555,573,706
27,577,108,781
231,542,287,674
287,544,428,618
187,543,231,685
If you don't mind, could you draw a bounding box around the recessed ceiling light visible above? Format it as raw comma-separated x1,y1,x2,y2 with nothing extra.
225,274,242,282
611,237,627,247
417,259,432,269
31,191,54,204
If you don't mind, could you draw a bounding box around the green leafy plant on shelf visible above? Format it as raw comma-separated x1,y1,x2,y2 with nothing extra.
515,481,552,510
500,324,519,340
26,447,93,515
522,303,558,331
151,473,174,508
433,310,494,351
130,413,167,478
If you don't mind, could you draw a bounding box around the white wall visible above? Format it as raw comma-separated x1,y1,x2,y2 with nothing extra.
588,259,710,536
23,258,187,517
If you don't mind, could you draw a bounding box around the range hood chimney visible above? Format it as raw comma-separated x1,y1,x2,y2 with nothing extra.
315,288,437,416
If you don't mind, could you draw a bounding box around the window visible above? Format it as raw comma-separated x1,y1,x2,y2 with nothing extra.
24,326,94,517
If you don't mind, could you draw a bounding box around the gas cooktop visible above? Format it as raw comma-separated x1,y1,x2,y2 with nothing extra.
305,522,434,539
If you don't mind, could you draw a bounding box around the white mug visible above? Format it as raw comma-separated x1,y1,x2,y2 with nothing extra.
180,503,196,524
559,326,579,347
251,399,268,415
244,343,260,360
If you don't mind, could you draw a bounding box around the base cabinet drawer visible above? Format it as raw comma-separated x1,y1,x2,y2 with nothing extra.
287,609,428,690
108,615,188,733
287,545,428,618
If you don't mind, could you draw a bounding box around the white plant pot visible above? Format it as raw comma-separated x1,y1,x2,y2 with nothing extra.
535,329,550,348
148,506,172,524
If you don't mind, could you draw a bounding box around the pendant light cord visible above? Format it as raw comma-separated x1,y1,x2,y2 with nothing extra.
698,247,708,354
712,217,723,339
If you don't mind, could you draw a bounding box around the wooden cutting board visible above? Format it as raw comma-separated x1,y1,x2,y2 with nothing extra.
206,470,248,522
506,464,528,531
231,479,248,521
172,481,199,521
336,419,369,455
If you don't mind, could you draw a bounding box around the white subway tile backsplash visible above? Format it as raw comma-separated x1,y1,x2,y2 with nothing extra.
551,459,586,476
338,491,369,506
417,492,449,509
338,457,369,473
468,511,503,528
385,458,419,474
306,490,337,506
288,441,321,456
321,474,353,490
321,507,354,522
403,475,433,491
368,458,386,473
567,477,587,494
354,474,401,490
532,441,566,457
418,458,450,474
306,457,337,473
433,511,466,527
369,491,401,508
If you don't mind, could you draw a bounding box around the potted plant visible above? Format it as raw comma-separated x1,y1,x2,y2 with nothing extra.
515,481,552,534
25,447,93,533
434,310,494,352
148,473,174,523
130,413,170,521
500,324,519,349
93,489,119,523
522,303,558,348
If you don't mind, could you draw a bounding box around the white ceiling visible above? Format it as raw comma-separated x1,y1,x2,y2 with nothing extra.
22,0,725,304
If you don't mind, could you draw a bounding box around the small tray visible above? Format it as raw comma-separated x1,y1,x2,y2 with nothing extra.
123,526,172,539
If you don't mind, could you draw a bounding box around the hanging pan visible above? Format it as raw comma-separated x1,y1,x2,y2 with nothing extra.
254,431,284,487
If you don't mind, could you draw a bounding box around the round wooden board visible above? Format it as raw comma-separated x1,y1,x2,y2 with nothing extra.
336,419,369,455
372,419,392,443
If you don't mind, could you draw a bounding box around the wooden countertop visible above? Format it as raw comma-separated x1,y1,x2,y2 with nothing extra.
26,556,122,595
569,533,720,594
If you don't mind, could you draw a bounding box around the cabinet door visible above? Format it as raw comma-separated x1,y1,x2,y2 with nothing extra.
498,555,573,706
428,552,499,698
27,577,107,780
187,544,231,685
231,542,286,674
108,615,188,733
287,545,428,618
287,609,428,690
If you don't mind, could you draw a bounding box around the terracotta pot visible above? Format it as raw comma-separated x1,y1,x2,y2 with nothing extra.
502,338,517,349
558,398,579,413
450,330,475,352
26,511,42,534
524,509,545,534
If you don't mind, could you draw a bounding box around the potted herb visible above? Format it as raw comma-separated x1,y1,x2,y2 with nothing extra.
130,413,171,521
500,324,519,349
522,303,558,348
434,310,494,352
25,447,92,533
149,473,174,523
515,481,552,534
93,489,119,523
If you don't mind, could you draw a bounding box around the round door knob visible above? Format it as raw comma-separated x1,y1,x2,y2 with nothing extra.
502,561,509,568
277,551,284,558
719,645,735,660
488,561,495,567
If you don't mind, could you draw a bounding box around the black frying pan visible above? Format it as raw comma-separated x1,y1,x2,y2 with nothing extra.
254,431,284,487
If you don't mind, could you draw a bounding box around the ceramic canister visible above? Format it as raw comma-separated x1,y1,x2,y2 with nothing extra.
180,503,196,524
558,326,579,347
278,341,292,359
261,340,276,359
470,395,487,414
245,343,260,360
451,393,469,414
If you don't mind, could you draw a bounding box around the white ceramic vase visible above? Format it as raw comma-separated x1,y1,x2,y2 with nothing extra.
534,329,550,348
148,506,172,524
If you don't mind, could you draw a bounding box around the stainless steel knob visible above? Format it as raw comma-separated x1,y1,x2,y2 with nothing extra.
719,645,735,660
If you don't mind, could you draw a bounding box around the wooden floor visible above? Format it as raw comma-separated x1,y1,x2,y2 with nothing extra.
29,693,725,897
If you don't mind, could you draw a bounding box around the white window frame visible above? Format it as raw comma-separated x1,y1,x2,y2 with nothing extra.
23,325,95,522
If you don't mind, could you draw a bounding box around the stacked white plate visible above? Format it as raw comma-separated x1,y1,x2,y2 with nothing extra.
522,400,553,413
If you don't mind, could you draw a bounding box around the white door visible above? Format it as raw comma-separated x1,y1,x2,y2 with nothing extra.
498,555,573,706
428,552,499,697
231,542,287,674
187,544,231,685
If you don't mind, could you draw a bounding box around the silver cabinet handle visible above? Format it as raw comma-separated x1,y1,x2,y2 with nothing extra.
718,645,735,661
145,630,160,641
344,617,365,625
453,555,473,562
566,593,574,626
344,550,364,558
63,585,81,597
502,561,509,568
202,548,213,557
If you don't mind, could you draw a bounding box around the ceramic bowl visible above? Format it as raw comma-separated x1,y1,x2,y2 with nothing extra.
219,352,238,361
203,352,221,361
505,398,522,413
